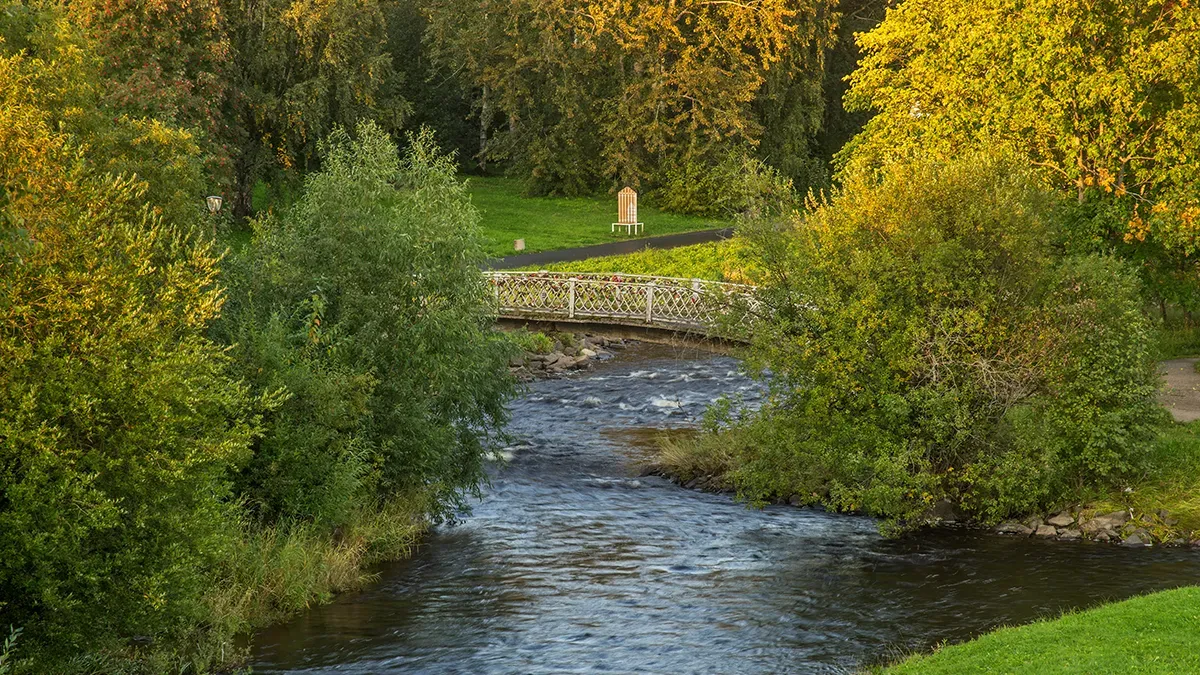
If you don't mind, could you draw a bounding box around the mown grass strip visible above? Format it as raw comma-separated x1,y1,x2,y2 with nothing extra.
522,239,754,282
468,176,725,257
882,586,1200,674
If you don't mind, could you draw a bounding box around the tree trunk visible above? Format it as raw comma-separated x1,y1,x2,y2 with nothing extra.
233,158,254,222
479,84,492,172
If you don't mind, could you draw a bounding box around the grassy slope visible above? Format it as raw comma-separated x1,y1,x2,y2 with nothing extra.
467,176,725,257
524,240,751,282
883,587,1200,674
1083,421,1200,535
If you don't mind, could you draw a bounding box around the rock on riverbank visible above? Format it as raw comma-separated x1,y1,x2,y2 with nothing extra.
510,333,631,380
652,460,1199,549
992,506,1199,548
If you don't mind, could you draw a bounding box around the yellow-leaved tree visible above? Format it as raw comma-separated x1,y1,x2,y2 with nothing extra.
424,0,835,205
0,7,254,665
843,0,1200,314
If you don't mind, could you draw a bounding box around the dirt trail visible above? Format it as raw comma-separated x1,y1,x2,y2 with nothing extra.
1160,358,1200,423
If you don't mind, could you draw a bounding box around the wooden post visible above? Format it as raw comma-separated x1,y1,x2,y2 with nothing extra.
568,278,576,319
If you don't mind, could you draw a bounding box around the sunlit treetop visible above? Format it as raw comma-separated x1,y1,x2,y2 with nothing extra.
843,0,1200,255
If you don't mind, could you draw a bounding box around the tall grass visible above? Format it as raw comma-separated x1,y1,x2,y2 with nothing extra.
1160,325,1200,359
24,495,430,675
652,430,736,485
1085,421,1200,535
206,494,429,641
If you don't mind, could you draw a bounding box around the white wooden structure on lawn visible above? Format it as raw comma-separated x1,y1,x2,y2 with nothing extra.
486,271,759,339
611,187,644,235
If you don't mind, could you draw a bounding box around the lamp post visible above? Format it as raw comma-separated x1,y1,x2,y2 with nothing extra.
205,195,223,237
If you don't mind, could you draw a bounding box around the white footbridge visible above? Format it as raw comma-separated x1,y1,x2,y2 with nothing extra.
485,271,760,341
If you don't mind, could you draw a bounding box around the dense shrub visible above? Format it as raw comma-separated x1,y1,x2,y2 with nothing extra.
218,122,517,525
736,154,1166,526
2,12,517,667
0,160,252,663
0,15,257,661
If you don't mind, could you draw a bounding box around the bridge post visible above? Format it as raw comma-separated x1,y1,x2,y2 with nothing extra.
646,281,655,322
568,277,576,319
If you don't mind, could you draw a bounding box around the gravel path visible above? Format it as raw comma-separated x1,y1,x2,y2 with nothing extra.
1160,358,1200,423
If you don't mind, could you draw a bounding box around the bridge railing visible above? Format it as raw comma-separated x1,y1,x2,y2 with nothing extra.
484,271,759,337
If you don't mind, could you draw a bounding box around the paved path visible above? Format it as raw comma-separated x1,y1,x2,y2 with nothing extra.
1160,358,1200,423
486,227,735,270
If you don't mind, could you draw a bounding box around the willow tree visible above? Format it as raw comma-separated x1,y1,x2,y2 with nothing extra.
424,0,836,199
843,0,1200,311
224,0,411,216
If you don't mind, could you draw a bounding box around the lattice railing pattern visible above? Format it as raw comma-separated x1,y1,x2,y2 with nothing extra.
485,271,759,338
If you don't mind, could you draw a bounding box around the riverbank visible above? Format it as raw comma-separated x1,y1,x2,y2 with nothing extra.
205,496,429,662
648,417,1200,548
23,496,430,674
248,344,1200,673
502,327,637,380
878,586,1200,674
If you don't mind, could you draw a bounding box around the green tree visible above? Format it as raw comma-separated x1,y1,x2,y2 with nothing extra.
811,0,885,167
0,15,254,658
424,0,836,200
737,154,1164,526
1,3,208,227
843,0,1200,311
224,0,410,217
220,122,516,522
66,0,235,181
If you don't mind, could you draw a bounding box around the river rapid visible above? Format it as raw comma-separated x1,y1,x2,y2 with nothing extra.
251,343,1200,674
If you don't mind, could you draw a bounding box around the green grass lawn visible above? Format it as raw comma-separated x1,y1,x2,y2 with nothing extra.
523,239,755,282
467,176,726,257
882,586,1200,674
1161,324,1200,359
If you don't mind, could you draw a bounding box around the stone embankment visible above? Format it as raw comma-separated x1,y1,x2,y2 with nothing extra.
652,465,1198,549
509,333,631,380
992,507,1198,548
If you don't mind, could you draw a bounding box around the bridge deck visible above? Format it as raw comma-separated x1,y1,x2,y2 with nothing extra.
485,271,758,340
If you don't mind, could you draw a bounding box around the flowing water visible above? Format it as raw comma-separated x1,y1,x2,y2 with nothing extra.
251,343,1200,674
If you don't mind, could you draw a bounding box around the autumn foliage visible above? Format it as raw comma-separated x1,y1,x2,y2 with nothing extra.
844,0,1200,313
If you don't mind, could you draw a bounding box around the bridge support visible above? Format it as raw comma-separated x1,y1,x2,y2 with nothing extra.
494,318,745,354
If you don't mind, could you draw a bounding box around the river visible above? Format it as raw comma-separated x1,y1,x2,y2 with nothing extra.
251,343,1200,674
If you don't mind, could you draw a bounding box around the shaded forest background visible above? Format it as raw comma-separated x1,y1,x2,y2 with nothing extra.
51,0,888,218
